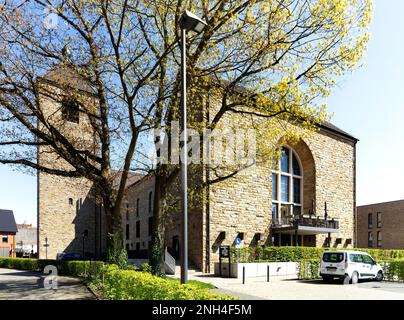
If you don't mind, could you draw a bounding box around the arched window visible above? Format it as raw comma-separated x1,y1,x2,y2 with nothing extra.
148,191,153,213
272,146,303,225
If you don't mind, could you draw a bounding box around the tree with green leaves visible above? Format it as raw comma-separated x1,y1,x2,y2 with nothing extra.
0,0,372,268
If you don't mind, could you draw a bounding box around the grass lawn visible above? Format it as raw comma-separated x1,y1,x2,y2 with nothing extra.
164,276,216,289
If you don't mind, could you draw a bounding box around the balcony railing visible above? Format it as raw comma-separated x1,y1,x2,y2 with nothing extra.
273,215,339,230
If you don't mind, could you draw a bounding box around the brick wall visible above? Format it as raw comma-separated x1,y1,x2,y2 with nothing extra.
357,200,404,249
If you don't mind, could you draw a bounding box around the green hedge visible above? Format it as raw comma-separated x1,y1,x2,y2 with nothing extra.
297,260,321,280
381,260,404,281
298,259,404,281
0,257,104,278
231,246,404,263
100,265,236,300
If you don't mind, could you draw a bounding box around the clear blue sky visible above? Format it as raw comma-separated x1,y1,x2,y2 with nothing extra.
0,0,401,225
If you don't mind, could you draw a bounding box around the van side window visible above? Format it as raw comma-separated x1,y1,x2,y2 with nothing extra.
350,254,363,263
362,255,373,264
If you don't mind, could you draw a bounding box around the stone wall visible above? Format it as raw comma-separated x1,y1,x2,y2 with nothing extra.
124,175,155,253
37,81,103,259
206,127,356,271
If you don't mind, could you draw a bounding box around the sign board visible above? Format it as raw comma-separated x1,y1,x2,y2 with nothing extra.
235,237,242,248
219,245,231,278
219,245,230,258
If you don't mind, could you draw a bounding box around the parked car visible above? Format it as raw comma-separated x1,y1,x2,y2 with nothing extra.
56,252,65,261
320,250,384,284
60,252,84,261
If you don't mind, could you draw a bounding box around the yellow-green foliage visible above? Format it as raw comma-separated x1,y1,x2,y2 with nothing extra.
101,265,236,300
380,260,404,281
297,259,321,280
232,246,404,263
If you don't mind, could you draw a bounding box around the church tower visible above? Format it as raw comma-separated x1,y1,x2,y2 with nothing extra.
36,63,105,259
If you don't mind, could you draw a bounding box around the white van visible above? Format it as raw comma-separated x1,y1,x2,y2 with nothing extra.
320,250,384,284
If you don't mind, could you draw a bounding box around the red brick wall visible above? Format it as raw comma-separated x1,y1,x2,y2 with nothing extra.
0,233,16,257
357,200,404,249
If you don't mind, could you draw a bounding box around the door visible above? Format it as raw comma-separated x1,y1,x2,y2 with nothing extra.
172,236,180,260
349,253,366,279
280,234,291,246
361,254,377,278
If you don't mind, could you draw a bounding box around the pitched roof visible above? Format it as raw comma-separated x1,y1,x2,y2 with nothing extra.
39,64,96,96
320,121,358,142
111,171,144,190
0,209,18,233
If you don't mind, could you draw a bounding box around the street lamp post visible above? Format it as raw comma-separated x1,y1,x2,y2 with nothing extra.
178,10,207,284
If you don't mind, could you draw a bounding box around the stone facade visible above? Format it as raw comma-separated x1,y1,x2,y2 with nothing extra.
37,72,105,260
357,200,404,249
124,175,155,254
36,72,357,270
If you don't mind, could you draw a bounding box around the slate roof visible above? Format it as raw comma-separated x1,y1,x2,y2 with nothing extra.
320,121,358,142
0,209,18,233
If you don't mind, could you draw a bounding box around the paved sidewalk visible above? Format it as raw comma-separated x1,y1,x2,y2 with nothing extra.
188,272,404,300
0,268,95,300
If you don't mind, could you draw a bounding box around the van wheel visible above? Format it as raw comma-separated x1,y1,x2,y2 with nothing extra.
376,271,383,282
350,272,359,284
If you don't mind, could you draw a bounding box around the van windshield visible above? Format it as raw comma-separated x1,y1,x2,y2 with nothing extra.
323,252,344,263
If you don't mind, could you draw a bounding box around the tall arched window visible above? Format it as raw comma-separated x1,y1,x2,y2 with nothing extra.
272,146,303,225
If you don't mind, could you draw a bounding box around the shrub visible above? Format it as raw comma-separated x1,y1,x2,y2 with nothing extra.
231,246,324,262
139,262,152,273
0,257,104,278
231,246,404,263
381,260,404,281
101,265,235,300
297,259,321,280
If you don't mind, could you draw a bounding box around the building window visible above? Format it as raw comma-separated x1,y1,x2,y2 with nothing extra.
126,224,130,240
136,221,140,238
68,198,73,205
377,212,382,228
272,146,303,224
368,213,373,229
148,217,153,236
61,98,79,123
126,203,129,221
377,231,382,247
136,198,140,217
368,231,373,248
2,235,8,243
148,191,153,213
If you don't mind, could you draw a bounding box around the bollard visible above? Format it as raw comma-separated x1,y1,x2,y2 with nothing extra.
242,266,245,284
267,265,270,282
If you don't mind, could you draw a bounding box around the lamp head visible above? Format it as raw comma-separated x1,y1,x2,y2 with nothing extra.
179,10,208,33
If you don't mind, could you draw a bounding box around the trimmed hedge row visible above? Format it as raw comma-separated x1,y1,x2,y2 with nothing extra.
98,265,236,300
231,246,404,263
297,259,321,280
382,260,404,282
297,259,404,281
0,258,235,300
0,257,104,278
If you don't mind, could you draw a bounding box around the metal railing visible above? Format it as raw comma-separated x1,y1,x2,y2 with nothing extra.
274,215,339,230
164,247,176,275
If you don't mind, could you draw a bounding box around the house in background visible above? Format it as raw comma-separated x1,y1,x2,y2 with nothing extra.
0,209,18,257
357,200,404,249
16,223,38,257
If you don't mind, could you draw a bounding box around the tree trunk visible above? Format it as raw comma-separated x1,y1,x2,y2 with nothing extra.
150,165,168,275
